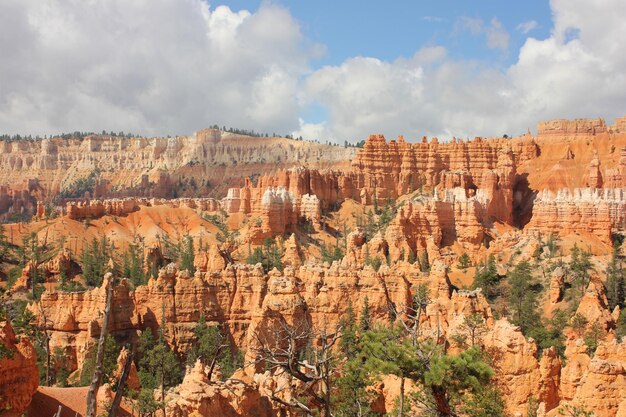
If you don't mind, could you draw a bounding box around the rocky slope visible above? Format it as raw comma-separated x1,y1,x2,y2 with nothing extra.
6,115,626,416
27,253,626,417
0,130,356,220
0,320,39,416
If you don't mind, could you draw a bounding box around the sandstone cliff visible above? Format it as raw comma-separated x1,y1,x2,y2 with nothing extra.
0,320,39,417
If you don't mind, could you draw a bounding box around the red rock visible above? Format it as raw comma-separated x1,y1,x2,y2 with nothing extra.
0,320,39,416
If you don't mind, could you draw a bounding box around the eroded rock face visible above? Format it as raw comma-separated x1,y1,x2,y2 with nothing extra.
0,132,356,211
165,361,274,417
29,259,550,413
0,321,39,417
527,188,626,244
537,118,608,137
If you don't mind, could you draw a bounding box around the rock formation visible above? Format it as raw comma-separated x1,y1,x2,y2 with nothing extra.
0,320,39,416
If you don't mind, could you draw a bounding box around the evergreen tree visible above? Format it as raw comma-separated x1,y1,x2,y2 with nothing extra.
570,313,588,338
616,309,626,341
472,254,500,301
340,300,358,356
334,358,376,417
605,245,624,311
360,297,371,332
570,244,594,297
462,386,507,417
0,224,11,263
584,322,605,355
137,328,182,410
361,326,494,417
82,236,114,287
79,335,120,386
246,238,283,273
508,261,541,334
457,253,471,270
179,235,195,274
186,315,239,379
123,237,146,287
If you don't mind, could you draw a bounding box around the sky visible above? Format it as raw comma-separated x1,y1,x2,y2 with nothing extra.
0,0,625,142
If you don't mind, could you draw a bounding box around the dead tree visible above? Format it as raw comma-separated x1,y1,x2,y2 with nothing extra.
253,318,341,417
108,349,133,417
86,278,114,417
37,303,52,386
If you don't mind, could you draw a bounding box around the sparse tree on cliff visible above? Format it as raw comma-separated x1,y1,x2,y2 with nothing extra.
361,324,494,417
605,245,624,310
472,254,500,301
82,236,115,287
179,234,195,274
85,278,114,417
508,261,541,334
570,244,594,297
253,319,341,417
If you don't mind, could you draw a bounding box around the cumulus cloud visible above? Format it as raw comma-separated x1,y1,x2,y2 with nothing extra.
1,0,626,144
0,0,317,136
297,0,626,141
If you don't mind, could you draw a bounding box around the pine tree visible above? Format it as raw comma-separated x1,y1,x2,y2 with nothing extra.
472,254,500,301
457,253,471,270
605,245,624,311
82,236,114,287
570,244,594,297
179,235,195,274
508,261,541,334
123,237,146,287
360,297,371,332
0,224,10,263
340,300,358,356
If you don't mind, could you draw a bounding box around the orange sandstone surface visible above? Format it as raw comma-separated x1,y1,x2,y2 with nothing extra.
3,116,626,416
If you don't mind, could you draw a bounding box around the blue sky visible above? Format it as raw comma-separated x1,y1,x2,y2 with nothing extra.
1,0,625,142
221,0,552,66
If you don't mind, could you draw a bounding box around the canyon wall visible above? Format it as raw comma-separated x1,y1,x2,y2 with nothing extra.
0,320,38,417
29,256,626,416
0,130,356,206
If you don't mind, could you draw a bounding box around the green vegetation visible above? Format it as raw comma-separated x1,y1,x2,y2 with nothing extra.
81,236,116,287
605,244,624,311
569,244,594,297
472,254,501,301
122,236,147,287
246,237,283,272
457,252,471,270
57,169,101,200
79,335,119,386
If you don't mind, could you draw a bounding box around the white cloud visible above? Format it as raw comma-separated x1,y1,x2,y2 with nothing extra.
457,16,484,35
0,0,317,136
516,20,539,34
485,17,510,50
1,0,626,145
457,16,509,51
296,1,626,141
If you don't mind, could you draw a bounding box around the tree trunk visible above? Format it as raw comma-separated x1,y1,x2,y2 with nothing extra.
432,386,452,417
108,350,133,417
86,281,114,417
398,377,405,417
207,345,224,381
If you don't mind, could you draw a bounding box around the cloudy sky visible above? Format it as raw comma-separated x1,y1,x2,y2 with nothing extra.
0,0,625,142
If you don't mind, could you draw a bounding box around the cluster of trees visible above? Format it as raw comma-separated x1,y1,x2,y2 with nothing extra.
246,237,284,273
56,168,101,200
254,291,506,417
470,238,621,359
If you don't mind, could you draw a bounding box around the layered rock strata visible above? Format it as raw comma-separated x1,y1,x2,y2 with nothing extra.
0,320,39,416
